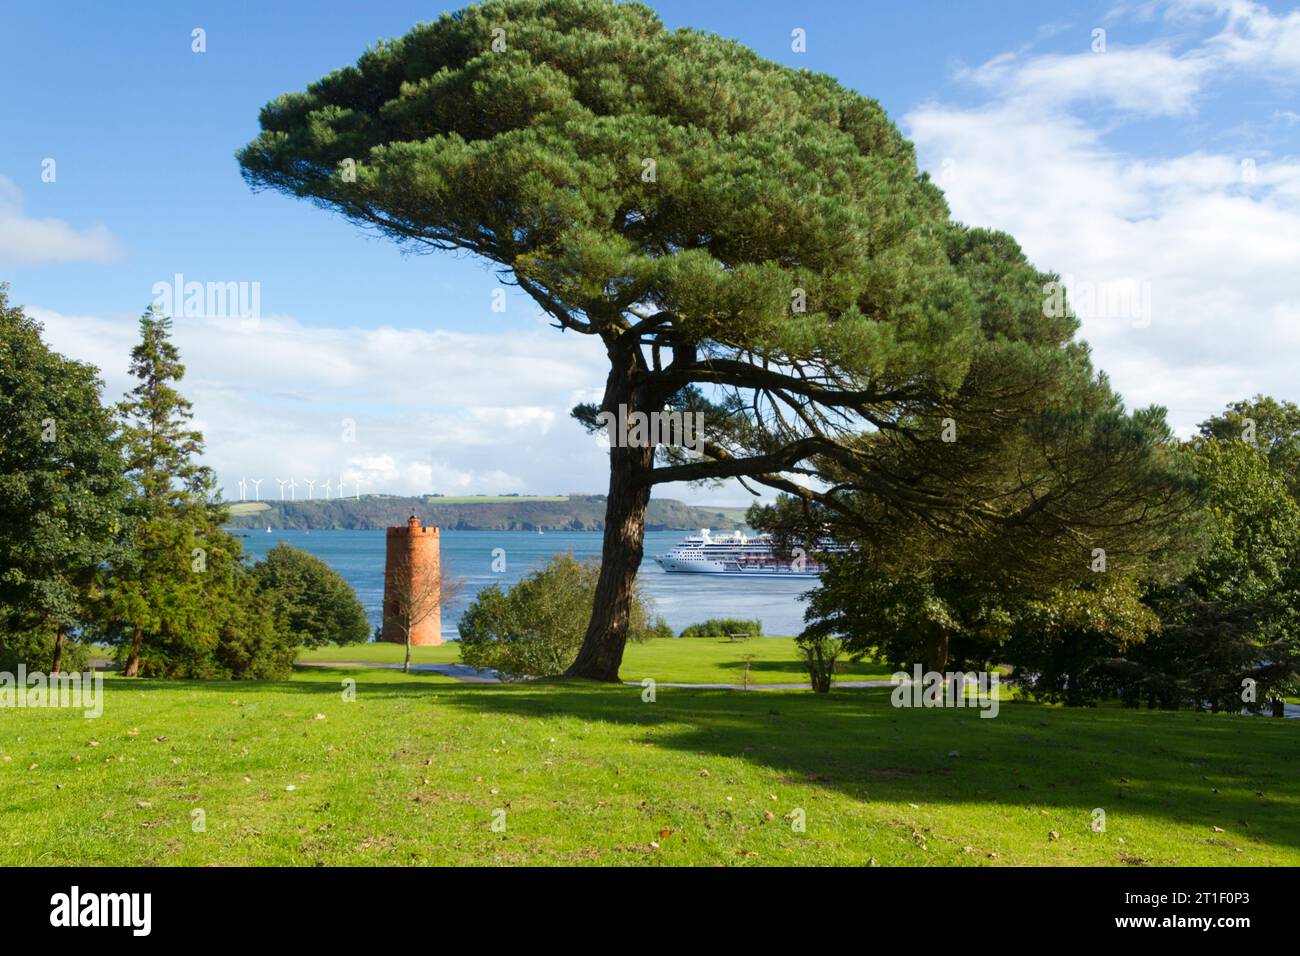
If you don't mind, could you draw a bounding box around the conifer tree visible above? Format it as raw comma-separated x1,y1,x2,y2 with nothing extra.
239,0,1200,679
106,307,242,677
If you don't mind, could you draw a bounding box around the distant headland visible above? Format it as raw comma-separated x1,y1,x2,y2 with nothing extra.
225,493,748,532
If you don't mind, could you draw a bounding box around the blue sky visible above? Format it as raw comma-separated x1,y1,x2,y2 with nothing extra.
3,1,1299,505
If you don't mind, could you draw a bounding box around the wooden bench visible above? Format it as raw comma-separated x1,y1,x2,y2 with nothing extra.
727,632,752,642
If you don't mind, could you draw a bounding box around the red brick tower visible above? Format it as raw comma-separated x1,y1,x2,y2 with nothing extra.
382,514,442,646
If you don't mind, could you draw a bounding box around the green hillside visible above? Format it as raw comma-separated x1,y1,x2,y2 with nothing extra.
223,494,745,532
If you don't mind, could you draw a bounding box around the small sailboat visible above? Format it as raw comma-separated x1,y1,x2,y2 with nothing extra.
266,526,272,533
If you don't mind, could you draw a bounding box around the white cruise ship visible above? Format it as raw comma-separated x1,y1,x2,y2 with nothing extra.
654,529,834,578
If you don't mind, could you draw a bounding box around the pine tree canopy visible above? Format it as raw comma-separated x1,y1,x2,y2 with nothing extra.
238,0,1202,677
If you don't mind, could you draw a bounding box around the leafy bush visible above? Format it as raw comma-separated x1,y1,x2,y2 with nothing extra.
457,554,663,678
797,633,844,694
251,543,370,647
1005,577,1160,706
644,617,674,641
215,573,298,679
679,618,763,639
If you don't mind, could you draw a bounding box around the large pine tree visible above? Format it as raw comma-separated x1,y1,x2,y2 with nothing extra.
239,0,1199,679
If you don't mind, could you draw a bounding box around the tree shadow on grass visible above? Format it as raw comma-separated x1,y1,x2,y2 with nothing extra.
95,672,1300,854
430,681,1300,854
713,658,884,677
98,669,452,698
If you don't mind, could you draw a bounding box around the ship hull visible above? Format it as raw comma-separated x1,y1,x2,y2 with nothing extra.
654,556,822,578
653,529,835,579
659,567,822,578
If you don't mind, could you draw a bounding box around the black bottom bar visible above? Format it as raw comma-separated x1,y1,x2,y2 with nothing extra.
0,866,1288,940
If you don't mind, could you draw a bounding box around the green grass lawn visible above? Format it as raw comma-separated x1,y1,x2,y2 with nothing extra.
300,642,464,665
1,666,1295,866
297,636,893,685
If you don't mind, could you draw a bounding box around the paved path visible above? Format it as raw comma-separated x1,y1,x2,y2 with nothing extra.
295,660,894,691
623,679,894,691
294,660,500,683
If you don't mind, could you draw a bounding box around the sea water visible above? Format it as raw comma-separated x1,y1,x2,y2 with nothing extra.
234,529,811,640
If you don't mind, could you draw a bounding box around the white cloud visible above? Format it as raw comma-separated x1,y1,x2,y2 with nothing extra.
908,1,1300,435
28,305,612,499
1172,0,1300,76
955,0,1300,125
0,177,123,265
962,46,1211,116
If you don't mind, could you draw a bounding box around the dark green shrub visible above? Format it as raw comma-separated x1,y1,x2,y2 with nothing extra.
458,554,660,678
252,543,370,647
679,618,763,639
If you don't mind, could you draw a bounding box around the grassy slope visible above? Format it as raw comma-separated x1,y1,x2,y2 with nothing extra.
297,637,893,684
1,666,1295,866
223,495,744,531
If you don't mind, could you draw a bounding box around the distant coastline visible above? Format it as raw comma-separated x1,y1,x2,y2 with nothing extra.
225,493,748,532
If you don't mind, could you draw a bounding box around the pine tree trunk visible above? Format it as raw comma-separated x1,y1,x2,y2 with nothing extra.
566,442,653,681
564,332,659,682
52,624,66,674
123,625,143,677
